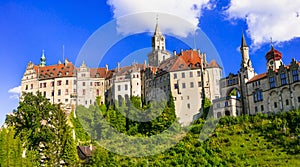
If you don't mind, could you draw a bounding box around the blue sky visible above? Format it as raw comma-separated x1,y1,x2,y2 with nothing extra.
1,0,300,126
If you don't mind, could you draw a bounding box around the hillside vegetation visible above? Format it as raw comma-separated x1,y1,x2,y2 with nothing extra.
1,92,300,166
86,110,300,166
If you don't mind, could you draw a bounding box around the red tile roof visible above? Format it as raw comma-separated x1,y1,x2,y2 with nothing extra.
248,73,267,83
158,50,202,72
90,68,107,78
207,59,221,68
34,62,75,80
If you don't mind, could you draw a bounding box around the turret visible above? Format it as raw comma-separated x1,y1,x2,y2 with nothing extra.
40,50,46,67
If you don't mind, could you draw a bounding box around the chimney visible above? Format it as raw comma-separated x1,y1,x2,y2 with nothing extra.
173,50,177,56
180,49,183,53
105,64,108,71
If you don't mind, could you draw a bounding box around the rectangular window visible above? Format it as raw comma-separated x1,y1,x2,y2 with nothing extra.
190,72,193,77
174,73,177,79
280,73,287,85
197,71,201,77
73,89,76,93
58,89,61,96
83,89,86,95
286,99,289,105
125,84,128,90
225,101,229,107
51,91,54,97
66,80,69,85
90,82,93,86
269,77,276,88
43,83,46,88
198,82,202,87
255,106,258,113
182,72,185,78
174,84,178,89
187,103,190,109
51,81,54,87
118,85,121,91
298,96,300,103
43,91,46,97
96,89,99,96
253,90,263,102
31,84,33,89
57,80,62,86
182,83,186,89
190,82,194,88
40,83,42,88
274,102,277,108
65,89,69,95
261,105,264,111
292,70,299,82
187,96,190,100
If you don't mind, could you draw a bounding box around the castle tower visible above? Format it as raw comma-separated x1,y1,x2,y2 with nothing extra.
239,33,255,115
148,19,171,67
40,50,46,67
239,33,255,81
265,45,283,70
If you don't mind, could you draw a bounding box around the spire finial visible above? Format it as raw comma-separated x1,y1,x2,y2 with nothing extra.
270,37,274,47
241,31,248,48
40,49,46,67
154,14,161,35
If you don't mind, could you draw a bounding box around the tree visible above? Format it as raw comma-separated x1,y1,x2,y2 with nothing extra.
6,92,78,166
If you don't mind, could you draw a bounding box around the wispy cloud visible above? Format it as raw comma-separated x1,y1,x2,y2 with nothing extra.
8,86,21,100
106,0,215,37
225,0,300,48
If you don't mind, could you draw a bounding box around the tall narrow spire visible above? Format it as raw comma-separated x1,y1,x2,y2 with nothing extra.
40,50,46,67
154,15,162,35
241,32,248,48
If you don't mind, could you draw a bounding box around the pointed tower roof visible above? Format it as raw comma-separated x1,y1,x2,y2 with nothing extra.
40,50,46,67
241,32,248,48
154,16,162,36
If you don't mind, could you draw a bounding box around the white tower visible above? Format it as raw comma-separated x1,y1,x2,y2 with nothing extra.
148,19,171,67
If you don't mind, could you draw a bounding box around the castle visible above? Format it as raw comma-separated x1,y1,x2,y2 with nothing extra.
212,34,300,118
20,23,300,125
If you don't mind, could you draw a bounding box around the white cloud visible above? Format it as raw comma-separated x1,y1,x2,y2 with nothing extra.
8,86,21,94
106,0,215,37
225,0,300,47
8,86,21,100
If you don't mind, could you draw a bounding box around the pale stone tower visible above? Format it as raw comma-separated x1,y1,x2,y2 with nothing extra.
240,33,255,81
148,20,171,67
239,33,256,114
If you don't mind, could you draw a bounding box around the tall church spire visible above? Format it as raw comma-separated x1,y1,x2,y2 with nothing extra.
240,32,251,69
148,17,170,67
241,32,248,48
154,15,162,36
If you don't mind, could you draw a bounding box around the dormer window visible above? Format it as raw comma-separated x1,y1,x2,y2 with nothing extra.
58,72,62,77
280,73,287,85
66,71,69,76
292,69,299,82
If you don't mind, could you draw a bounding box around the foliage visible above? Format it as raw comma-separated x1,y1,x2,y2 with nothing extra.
5,92,79,166
86,109,300,166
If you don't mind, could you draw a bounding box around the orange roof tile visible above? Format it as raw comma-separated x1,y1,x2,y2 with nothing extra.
248,73,267,83
35,62,75,80
207,59,221,68
90,68,107,78
158,50,202,72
